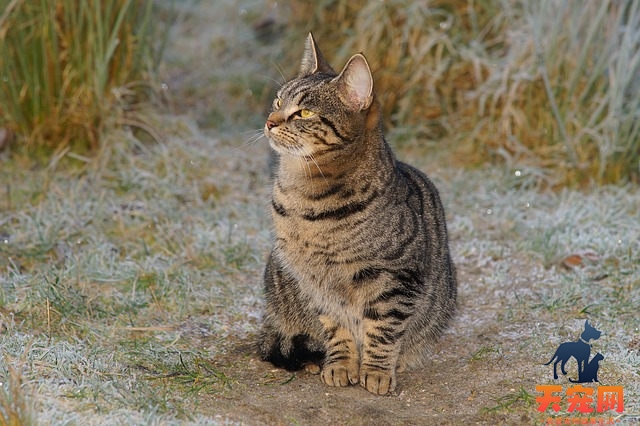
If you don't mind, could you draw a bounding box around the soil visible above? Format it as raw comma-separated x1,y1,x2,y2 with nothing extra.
179,266,544,425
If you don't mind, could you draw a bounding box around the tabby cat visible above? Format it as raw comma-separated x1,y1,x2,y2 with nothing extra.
258,33,457,395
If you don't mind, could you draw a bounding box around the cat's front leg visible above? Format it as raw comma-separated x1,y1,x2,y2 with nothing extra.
359,307,409,395
319,316,360,387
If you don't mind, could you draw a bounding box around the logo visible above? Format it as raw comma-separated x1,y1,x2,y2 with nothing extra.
544,320,603,383
536,320,625,424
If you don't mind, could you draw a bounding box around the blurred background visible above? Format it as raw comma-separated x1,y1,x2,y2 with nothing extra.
269,0,640,187
1,0,639,186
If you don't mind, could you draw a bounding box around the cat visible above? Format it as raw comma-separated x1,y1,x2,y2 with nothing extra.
258,33,457,395
544,320,602,380
570,352,603,383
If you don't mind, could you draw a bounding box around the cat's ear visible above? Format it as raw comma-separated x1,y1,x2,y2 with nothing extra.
299,33,335,77
333,54,374,111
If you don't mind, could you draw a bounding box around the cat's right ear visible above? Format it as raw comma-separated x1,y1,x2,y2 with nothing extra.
299,33,335,77
333,54,374,111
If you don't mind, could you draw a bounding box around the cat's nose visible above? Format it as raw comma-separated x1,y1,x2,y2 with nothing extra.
266,120,278,130
266,111,283,130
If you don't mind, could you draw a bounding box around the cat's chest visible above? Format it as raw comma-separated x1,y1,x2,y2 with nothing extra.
273,215,367,332
273,206,375,299
274,214,359,277
272,185,375,261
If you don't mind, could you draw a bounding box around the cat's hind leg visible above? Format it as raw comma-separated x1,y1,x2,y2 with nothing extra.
560,358,569,377
552,360,561,380
259,254,326,371
259,326,324,372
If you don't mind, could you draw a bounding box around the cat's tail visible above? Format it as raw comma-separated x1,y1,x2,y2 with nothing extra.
543,353,557,365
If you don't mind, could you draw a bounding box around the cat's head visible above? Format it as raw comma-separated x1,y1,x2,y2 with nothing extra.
582,320,602,342
264,33,377,159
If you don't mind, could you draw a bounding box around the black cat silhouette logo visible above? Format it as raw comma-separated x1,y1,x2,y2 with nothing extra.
544,320,603,383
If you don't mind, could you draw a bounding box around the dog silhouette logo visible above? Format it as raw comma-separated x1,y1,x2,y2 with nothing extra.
544,320,603,383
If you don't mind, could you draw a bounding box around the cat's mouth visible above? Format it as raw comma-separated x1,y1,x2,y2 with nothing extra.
267,135,306,157
265,130,316,159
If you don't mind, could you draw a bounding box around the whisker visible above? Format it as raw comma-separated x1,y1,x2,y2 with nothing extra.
299,145,327,184
296,153,310,181
270,62,287,84
244,129,266,146
296,146,313,181
236,129,267,152
256,63,287,90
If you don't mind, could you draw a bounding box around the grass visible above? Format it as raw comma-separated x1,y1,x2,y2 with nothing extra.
0,0,164,151
0,362,36,426
482,386,537,414
0,0,639,424
0,122,271,423
288,0,640,186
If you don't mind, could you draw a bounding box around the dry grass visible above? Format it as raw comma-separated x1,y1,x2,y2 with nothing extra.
0,0,165,151
288,0,640,186
0,362,36,426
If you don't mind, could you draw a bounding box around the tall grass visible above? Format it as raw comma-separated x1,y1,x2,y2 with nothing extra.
481,0,640,185
0,0,162,151
289,0,640,186
0,363,36,426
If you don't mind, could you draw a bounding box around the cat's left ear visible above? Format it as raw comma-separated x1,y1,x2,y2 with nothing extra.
333,54,374,111
299,33,335,77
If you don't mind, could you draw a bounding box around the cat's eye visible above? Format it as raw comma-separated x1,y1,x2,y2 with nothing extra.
299,109,315,118
274,98,282,109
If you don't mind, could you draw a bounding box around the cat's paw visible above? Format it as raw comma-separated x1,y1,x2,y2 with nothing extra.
360,367,396,395
321,361,359,387
304,362,321,375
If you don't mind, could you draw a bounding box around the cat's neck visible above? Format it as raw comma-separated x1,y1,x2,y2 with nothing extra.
276,132,394,194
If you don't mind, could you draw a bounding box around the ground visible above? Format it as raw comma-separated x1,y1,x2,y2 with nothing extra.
0,1,638,425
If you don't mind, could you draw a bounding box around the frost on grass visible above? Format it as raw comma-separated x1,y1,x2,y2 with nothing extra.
443,167,639,417
0,120,271,423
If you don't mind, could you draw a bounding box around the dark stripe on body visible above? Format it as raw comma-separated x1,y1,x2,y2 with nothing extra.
353,267,382,283
366,332,391,346
393,269,424,290
371,287,418,304
364,351,388,361
272,200,287,216
365,327,404,346
364,305,412,322
302,190,379,221
306,183,345,201
363,306,381,321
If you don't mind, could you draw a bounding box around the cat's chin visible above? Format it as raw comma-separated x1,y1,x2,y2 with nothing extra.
268,140,315,160
268,141,295,157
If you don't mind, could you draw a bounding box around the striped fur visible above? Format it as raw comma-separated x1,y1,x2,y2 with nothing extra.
258,33,457,395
